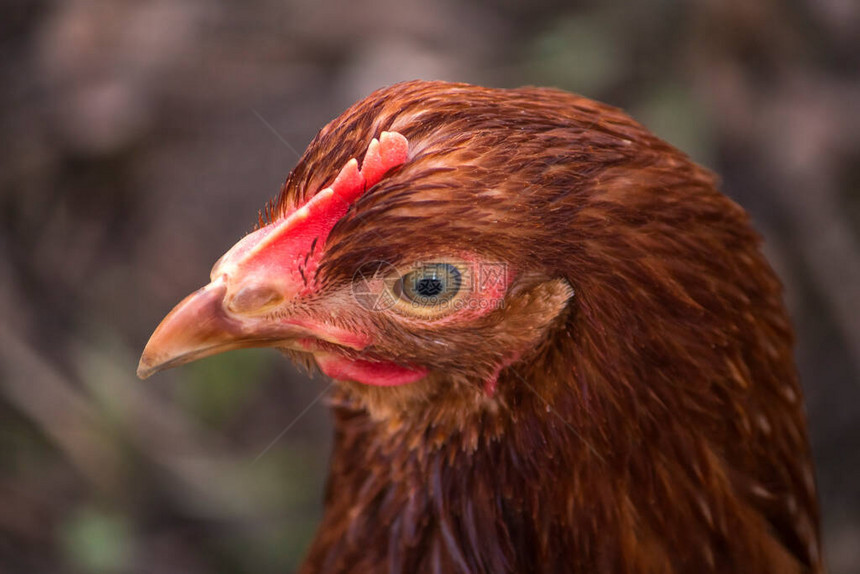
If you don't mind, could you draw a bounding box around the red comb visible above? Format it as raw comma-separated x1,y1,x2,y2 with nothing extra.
216,132,409,296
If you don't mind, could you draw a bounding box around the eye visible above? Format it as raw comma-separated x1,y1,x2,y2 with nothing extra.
393,263,463,307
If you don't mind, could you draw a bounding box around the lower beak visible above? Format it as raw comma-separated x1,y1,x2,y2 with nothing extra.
137,277,288,379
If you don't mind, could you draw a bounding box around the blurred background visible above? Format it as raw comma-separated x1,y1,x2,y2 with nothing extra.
1,0,858,572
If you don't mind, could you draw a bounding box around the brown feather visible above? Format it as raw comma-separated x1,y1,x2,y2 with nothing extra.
258,81,823,573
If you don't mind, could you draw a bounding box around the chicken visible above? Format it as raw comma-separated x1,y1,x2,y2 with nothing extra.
137,80,823,573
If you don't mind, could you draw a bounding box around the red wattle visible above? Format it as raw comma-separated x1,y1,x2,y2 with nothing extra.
315,353,428,386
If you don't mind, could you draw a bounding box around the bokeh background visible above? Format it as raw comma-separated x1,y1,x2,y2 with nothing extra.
2,0,859,572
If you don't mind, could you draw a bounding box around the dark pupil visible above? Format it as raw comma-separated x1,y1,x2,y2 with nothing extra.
415,277,443,297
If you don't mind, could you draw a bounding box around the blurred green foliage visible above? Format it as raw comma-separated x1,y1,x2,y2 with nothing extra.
180,350,273,427
528,13,625,96
60,506,133,573
633,83,714,167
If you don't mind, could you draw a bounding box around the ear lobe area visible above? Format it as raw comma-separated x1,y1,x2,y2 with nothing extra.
493,278,575,361
480,278,574,395
515,278,575,327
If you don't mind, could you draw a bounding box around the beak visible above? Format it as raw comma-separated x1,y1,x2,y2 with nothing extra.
136,276,289,379
137,132,411,380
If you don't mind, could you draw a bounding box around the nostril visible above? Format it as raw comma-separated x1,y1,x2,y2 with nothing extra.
227,285,284,315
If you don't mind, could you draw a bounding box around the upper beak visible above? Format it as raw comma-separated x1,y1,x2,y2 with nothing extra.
136,276,287,379
137,132,411,379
